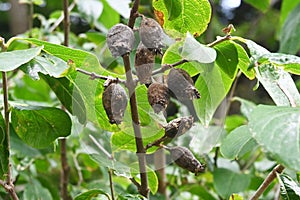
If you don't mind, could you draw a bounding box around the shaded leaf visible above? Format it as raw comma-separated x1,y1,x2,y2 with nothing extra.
279,4,300,54
105,0,131,18
0,114,8,180
76,0,103,24
74,189,111,200
213,168,251,199
278,174,300,200
233,42,254,80
23,179,52,200
279,0,300,27
153,0,211,37
0,46,43,71
220,125,257,160
249,105,300,170
181,33,217,64
11,106,71,148
97,0,120,29
233,97,256,119
243,0,270,12
163,0,182,20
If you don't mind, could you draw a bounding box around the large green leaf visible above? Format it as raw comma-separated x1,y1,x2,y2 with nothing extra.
23,179,52,200
76,0,103,24
163,0,181,20
233,42,254,80
74,189,111,200
243,0,270,12
279,4,300,54
11,106,71,148
278,174,300,200
233,97,256,119
279,0,300,27
220,125,257,160
213,168,251,199
153,0,211,37
214,40,238,79
181,33,216,64
249,105,300,170
0,114,8,180
255,63,300,106
0,46,43,71
194,63,234,126
97,0,120,30
105,0,130,18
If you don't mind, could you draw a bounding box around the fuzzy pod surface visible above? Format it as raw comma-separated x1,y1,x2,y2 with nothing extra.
107,23,135,57
147,82,170,114
139,16,164,50
102,83,128,124
164,116,194,138
167,68,200,101
168,146,205,175
135,42,155,84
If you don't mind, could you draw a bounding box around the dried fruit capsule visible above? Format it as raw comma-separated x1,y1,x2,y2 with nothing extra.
135,42,155,85
167,146,205,175
107,23,135,57
139,16,164,50
164,116,194,138
102,83,128,124
167,68,200,101
147,82,170,114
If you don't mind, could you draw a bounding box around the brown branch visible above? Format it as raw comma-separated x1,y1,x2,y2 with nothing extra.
250,164,285,200
76,68,126,84
152,59,188,76
63,0,70,47
108,169,115,200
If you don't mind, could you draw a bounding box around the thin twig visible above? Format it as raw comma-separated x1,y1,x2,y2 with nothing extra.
152,59,188,76
63,0,70,47
207,35,232,47
108,169,115,200
76,68,126,84
72,153,83,186
48,1,76,33
89,134,114,160
250,164,285,200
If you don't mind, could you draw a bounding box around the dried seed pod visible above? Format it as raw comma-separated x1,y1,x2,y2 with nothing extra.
102,83,128,124
107,23,135,57
167,68,200,101
164,116,194,138
139,16,164,50
166,146,205,175
147,82,170,114
135,42,155,84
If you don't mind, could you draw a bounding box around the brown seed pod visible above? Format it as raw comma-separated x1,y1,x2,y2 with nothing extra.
166,146,205,175
107,23,135,57
135,42,155,85
102,83,128,124
147,82,170,114
167,68,200,101
139,16,164,50
164,116,194,138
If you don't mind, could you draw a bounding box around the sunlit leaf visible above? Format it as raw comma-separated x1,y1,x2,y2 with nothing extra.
74,189,111,200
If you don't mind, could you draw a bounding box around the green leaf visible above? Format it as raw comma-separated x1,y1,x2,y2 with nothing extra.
279,4,300,54
257,53,300,75
214,40,238,78
213,168,251,199
249,105,300,170
229,194,244,200
0,46,43,72
233,42,254,80
97,0,120,29
76,0,103,24
189,124,226,154
105,0,130,18
194,63,234,125
220,125,257,160
0,114,8,180
245,39,270,59
163,0,182,20
181,184,218,200
181,33,217,63
243,0,270,12
41,75,87,124
278,174,300,200
233,97,256,119
117,194,147,200
153,0,211,37
255,63,300,106
11,106,71,148
74,189,111,200
279,0,300,27
225,114,247,132
23,179,52,200
162,41,204,76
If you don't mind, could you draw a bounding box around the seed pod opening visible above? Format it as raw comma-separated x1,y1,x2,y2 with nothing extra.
107,23,135,57
167,146,205,175
147,82,170,114
135,42,155,85
167,68,200,101
164,116,194,138
102,83,128,124
139,16,164,50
